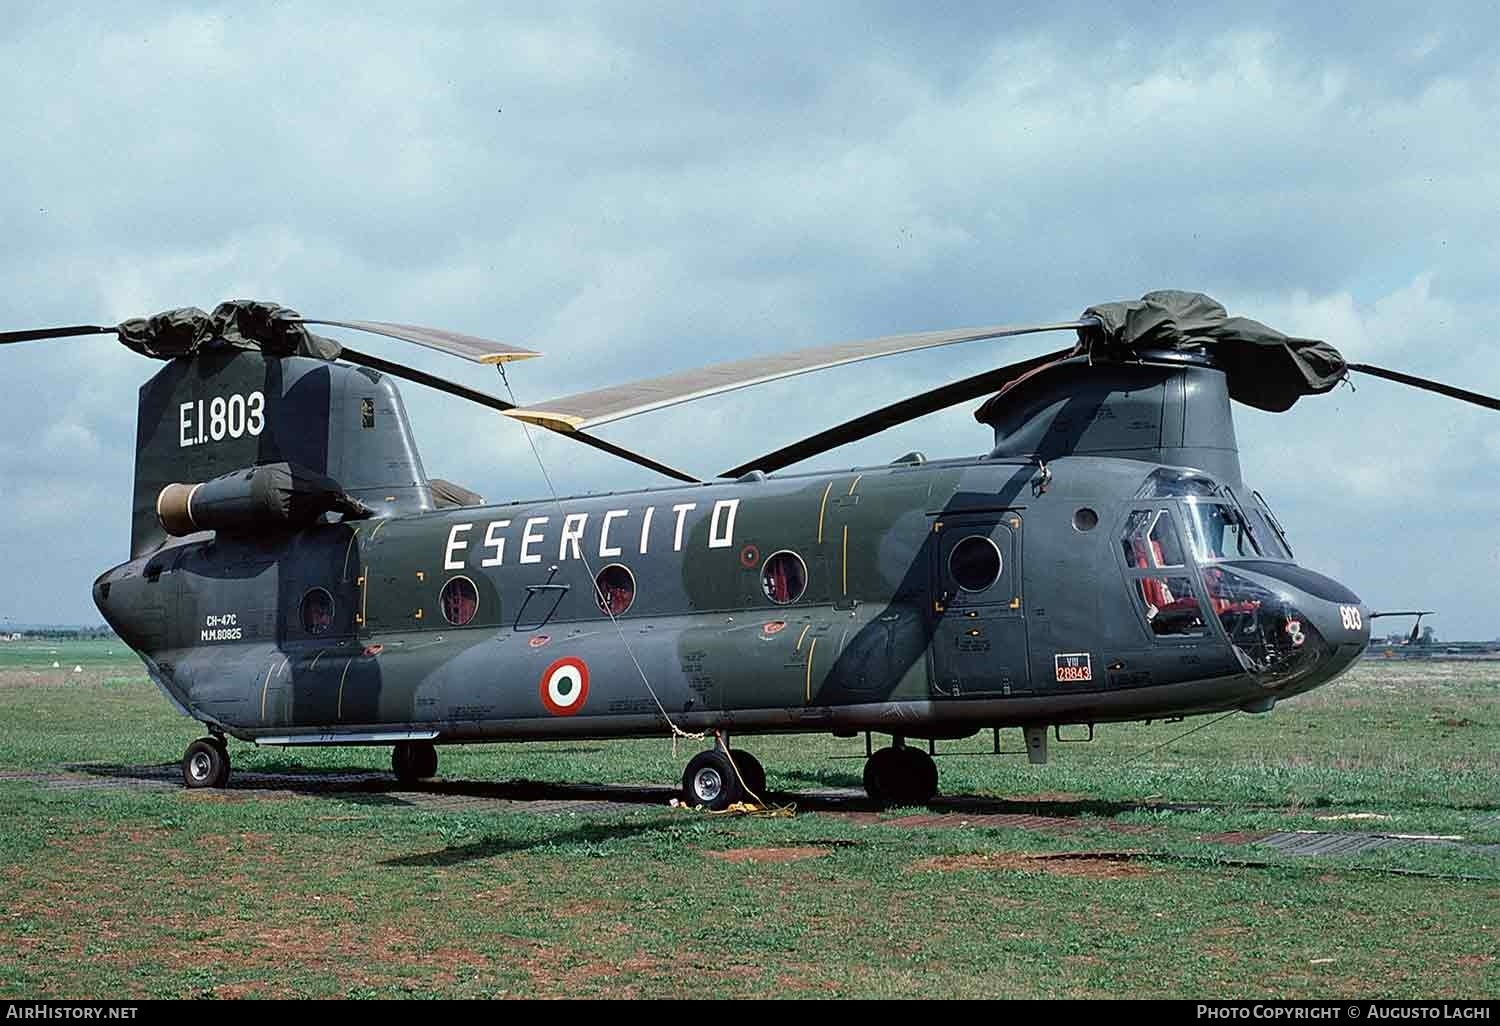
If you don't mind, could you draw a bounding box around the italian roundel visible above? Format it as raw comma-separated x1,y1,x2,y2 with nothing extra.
540,657,590,716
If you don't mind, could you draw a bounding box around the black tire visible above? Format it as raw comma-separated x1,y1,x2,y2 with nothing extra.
727,749,767,799
392,741,438,784
862,746,906,804
182,738,230,789
682,749,743,811
899,747,939,803
863,746,937,805
411,741,438,779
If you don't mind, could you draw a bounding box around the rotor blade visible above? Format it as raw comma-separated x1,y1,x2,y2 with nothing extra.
0,324,118,344
1369,611,1436,619
294,319,540,365
506,319,1097,432
339,346,700,484
721,348,1074,477
1350,363,1500,412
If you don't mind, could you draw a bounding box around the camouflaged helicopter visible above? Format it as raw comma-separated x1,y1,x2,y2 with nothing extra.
5,291,1495,807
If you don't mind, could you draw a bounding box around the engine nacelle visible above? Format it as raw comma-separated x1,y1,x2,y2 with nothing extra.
156,462,372,537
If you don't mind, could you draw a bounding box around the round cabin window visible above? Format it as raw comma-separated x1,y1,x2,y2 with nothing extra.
761,551,808,605
1073,507,1099,532
300,588,335,635
440,576,479,626
595,563,636,616
949,536,1003,592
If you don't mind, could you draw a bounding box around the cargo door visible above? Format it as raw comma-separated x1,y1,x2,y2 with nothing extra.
928,514,1029,697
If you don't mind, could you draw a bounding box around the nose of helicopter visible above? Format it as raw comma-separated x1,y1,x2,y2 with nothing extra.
1275,588,1370,695
1204,563,1369,696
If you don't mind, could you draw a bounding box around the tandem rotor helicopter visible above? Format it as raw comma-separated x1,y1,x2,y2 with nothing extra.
4,291,1495,807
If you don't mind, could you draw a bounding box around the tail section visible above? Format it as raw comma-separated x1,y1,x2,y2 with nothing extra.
132,349,434,556
6,298,550,558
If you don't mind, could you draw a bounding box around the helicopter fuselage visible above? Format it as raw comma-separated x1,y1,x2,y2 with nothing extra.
94,451,1371,747
10,289,1480,798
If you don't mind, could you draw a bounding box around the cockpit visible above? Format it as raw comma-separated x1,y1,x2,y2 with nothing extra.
1135,468,1294,562
1181,498,1261,562
1121,508,1206,637
1122,468,1365,691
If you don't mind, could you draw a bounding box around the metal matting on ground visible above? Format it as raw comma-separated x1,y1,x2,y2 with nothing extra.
1258,830,1500,857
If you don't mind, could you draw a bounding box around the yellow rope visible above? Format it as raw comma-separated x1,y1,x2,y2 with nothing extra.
678,739,798,817
501,366,707,745
501,371,794,815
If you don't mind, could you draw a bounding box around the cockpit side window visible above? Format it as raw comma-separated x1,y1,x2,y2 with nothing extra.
1121,509,1206,638
1121,509,1187,569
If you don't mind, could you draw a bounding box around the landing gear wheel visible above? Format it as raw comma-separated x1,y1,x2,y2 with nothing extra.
392,741,438,785
901,747,939,803
682,749,744,811
863,746,938,805
862,747,903,804
727,749,767,799
182,738,230,789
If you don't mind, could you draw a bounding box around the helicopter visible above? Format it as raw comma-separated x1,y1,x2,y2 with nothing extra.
4,290,1495,808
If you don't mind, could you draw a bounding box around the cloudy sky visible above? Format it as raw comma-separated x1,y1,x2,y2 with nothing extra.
2,2,1496,639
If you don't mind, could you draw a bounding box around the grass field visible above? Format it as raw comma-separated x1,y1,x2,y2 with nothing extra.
0,638,138,669
0,643,1495,999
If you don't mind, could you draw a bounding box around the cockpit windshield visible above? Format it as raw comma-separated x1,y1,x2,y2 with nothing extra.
1180,497,1262,562
1137,470,1293,562
1249,490,1295,559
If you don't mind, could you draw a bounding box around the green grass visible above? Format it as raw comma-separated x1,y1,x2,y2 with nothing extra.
0,638,132,669
0,659,1496,998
